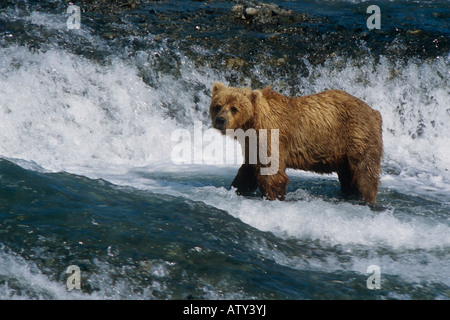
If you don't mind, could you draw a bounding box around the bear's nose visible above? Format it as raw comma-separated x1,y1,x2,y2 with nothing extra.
215,116,226,128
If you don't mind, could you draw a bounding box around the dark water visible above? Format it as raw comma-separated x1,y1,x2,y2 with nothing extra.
0,0,449,299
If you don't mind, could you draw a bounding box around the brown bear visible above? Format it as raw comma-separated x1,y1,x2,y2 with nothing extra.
209,82,383,205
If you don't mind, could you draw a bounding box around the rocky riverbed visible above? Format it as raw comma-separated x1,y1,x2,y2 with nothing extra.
3,1,447,87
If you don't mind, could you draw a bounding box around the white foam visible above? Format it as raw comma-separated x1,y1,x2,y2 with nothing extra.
0,45,198,172
26,10,68,30
0,249,89,299
205,191,449,249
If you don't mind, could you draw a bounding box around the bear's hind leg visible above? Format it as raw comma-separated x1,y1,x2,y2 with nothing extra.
353,155,381,205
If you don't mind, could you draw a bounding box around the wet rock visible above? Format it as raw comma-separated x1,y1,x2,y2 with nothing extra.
102,32,116,40
244,7,258,19
231,0,302,25
407,29,422,35
226,57,246,70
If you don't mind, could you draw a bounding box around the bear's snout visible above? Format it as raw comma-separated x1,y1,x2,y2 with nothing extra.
214,116,227,130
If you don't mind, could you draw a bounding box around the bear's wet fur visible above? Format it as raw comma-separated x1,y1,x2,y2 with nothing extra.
209,83,383,205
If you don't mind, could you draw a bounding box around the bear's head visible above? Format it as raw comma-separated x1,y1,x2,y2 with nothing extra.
209,82,260,134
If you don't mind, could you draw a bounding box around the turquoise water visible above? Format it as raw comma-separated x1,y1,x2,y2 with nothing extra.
0,0,449,299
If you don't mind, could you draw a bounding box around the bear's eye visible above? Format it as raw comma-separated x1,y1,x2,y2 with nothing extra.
214,105,222,113
230,106,238,114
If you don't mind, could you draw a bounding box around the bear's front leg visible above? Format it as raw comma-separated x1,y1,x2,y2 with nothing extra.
231,164,258,195
257,170,289,201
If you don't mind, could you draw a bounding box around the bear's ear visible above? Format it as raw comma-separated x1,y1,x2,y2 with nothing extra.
212,82,227,97
249,90,263,106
